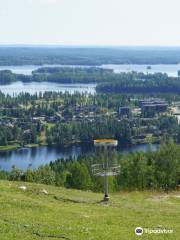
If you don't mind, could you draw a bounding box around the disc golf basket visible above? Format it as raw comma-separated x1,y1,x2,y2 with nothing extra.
92,139,120,201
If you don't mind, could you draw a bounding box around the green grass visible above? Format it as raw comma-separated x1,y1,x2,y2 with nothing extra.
0,180,179,240
0,144,20,152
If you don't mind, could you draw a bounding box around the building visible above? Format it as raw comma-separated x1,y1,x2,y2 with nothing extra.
139,99,168,114
119,107,131,118
142,104,156,113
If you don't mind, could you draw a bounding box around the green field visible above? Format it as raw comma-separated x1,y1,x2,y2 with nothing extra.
0,180,179,240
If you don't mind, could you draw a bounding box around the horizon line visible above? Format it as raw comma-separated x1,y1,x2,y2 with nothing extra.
1,44,180,48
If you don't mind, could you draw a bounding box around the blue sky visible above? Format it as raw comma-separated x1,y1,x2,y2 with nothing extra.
0,0,180,46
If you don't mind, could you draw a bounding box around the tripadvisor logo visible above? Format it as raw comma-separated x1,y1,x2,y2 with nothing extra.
135,227,143,236
135,227,173,236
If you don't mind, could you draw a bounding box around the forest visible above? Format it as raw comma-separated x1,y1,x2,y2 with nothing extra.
1,67,180,94
96,75,180,93
1,46,180,65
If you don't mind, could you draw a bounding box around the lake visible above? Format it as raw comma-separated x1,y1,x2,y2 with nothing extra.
0,143,159,171
0,63,180,76
101,64,180,77
0,81,96,95
0,64,180,95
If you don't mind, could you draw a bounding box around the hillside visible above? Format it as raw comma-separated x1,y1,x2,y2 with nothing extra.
0,180,179,240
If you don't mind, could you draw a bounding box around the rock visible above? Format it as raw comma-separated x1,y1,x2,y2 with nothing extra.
19,186,27,191
41,189,48,195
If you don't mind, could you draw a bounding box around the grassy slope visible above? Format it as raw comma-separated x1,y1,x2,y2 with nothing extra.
0,180,179,240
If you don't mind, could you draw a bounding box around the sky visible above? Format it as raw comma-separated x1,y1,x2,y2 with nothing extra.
0,0,180,46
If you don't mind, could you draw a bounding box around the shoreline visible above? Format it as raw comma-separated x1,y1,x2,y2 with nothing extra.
0,139,160,153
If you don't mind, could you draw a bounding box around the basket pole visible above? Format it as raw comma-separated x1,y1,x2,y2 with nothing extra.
104,145,109,201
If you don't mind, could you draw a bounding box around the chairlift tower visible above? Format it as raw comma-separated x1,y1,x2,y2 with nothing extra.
92,139,120,201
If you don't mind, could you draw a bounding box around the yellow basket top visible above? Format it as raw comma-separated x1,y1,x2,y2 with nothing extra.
94,139,116,143
94,139,118,146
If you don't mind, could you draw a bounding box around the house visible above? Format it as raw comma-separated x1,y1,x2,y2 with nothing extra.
119,107,131,118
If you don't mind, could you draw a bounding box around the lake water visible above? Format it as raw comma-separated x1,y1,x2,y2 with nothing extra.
0,64,180,95
0,81,96,95
0,143,158,171
101,64,180,77
0,63,180,76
